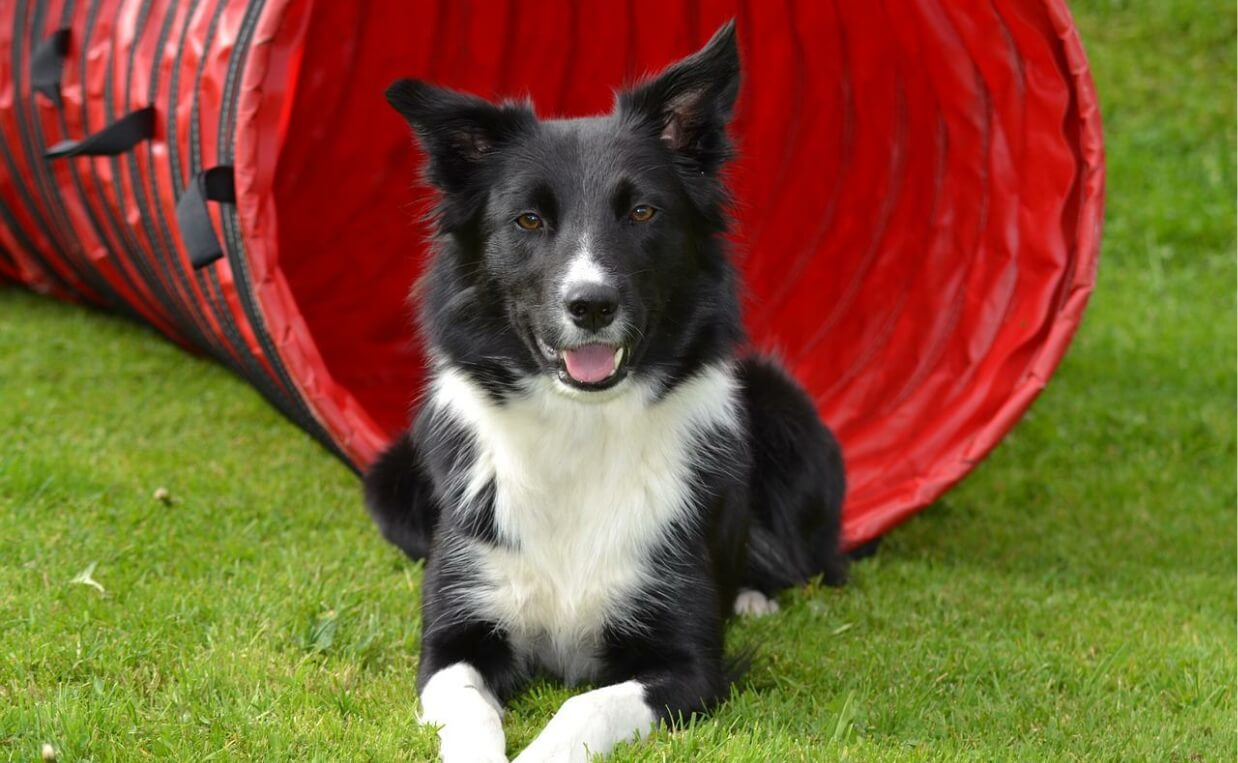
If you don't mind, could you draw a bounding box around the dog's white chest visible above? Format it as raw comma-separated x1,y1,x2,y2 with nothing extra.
432,367,739,681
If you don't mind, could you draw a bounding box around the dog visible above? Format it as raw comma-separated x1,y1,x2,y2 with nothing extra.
364,21,847,762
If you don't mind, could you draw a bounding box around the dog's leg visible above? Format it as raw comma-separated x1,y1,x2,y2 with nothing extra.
417,549,525,762
512,681,655,763
420,662,508,763
737,356,848,591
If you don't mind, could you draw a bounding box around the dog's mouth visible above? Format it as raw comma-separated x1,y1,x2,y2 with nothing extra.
535,335,629,390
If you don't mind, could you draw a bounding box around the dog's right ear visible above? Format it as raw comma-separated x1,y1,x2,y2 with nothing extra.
385,79,534,193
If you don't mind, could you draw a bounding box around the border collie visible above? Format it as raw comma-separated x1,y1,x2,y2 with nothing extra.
365,21,847,762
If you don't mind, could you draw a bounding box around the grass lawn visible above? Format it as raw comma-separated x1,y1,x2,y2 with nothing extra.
1,0,1234,760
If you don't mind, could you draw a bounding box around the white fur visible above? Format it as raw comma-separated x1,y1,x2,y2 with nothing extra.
420,662,507,763
429,363,741,682
733,588,780,617
513,681,655,763
560,234,609,295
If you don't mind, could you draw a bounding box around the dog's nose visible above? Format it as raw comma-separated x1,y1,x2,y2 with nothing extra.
564,283,620,331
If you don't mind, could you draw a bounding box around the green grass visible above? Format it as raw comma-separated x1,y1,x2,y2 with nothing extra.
1,0,1234,760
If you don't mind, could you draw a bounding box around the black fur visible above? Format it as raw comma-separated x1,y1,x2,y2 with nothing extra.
738,356,848,590
362,431,439,561
365,20,847,739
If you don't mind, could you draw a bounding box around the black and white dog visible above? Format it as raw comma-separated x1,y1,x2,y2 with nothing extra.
365,21,847,762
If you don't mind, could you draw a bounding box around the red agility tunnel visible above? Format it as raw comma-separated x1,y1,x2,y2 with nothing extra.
0,0,1103,548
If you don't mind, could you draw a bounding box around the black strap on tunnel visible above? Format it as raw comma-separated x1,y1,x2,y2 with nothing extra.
31,28,70,107
45,105,155,159
176,166,235,268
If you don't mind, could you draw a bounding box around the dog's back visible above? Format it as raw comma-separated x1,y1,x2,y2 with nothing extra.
738,356,848,591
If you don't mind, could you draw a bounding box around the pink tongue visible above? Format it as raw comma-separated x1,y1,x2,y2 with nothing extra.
563,344,617,384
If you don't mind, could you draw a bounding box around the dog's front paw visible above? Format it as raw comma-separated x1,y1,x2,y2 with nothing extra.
511,701,595,763
420,663,509,762
511,741,575,763
733,588,780,617
514,683,653,763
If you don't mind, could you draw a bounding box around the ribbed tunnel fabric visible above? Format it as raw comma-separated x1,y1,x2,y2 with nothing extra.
0,0,1104,548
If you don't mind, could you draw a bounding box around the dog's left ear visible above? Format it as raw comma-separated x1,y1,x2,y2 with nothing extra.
617,20,740,174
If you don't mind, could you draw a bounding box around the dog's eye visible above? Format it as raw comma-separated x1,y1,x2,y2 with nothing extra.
629,205,656,223
516,213,544,231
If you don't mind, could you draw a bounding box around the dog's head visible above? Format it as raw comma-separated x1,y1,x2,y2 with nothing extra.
388,21,743,397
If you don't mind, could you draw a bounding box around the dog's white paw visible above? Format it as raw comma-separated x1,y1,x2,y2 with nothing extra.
733,588,780,617
514,682,653,763
421,663,509,763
